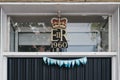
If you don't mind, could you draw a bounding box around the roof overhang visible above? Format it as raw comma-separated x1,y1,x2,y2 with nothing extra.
0,2,119,15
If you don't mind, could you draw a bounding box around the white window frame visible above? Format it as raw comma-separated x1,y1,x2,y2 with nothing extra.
0,2,120,80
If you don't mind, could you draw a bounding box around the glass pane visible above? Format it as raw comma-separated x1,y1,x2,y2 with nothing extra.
9,16,108,52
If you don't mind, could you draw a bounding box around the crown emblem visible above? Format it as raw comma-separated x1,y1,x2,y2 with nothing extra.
51,17,68,29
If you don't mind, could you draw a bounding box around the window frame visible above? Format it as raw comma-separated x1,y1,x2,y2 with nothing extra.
0,3,119,80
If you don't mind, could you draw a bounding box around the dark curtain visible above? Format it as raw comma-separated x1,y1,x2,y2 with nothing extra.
8,57,111,80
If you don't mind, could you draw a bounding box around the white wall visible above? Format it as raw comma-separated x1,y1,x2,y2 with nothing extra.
112,9,119,52
1,8,8,52
0,3,119,80
0,7,2,80
118,6,120,80
0,8,7,80
111,7,119,80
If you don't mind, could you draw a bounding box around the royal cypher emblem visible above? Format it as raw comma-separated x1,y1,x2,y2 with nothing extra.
51,18,68,29
51,17,68,48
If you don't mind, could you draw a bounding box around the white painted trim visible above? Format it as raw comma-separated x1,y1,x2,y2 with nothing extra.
111,6,119,80
7,13,112,16
109,16,112,52
3,52,117,57
1,8,7,80
0,7,1,80
117,6,120,80
117,6,119,54
15,32,18,52
7,17,10,52
0,8,1,53
112,56,117,80
1,8,3,53
0,2,119,5
0,3,118,80
1,8,8,52
2,57,7,80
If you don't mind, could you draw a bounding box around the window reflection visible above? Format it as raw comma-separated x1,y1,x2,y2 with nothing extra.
10,16,108,52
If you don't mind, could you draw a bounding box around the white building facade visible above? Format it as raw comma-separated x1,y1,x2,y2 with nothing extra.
0,2,120,80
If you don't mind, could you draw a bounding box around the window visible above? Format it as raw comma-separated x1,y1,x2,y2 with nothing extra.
10,15,108,52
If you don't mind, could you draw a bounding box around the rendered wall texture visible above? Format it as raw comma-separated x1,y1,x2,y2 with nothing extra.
0,0,119,2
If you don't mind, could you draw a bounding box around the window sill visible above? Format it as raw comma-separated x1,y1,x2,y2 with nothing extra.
2,52,117,57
